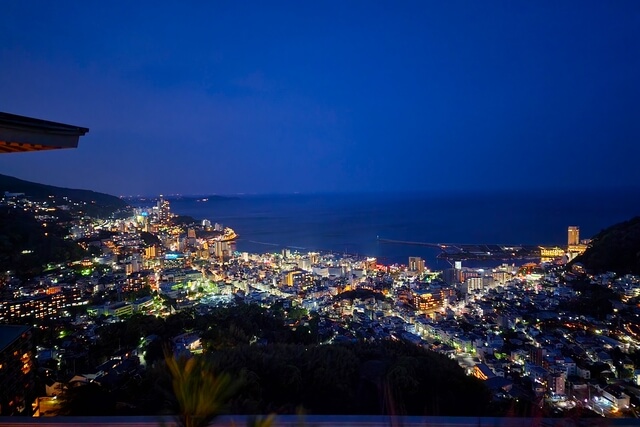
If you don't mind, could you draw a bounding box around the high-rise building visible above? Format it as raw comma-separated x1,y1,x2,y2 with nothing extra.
144,245,157,259
408,257,425,273
364,257,377,271
413,290,443,311
464,277,484,293
157,196,171,224
567,225,588,257
0,325,34,415
309,252,320,264
568,226,580,246
443,268,462,286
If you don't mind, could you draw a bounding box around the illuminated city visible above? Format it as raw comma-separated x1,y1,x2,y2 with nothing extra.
1,186,640,420
2,1,640,425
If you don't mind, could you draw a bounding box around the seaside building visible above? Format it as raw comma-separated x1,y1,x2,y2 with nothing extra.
443,268,462,286
364,257,377,271
567,226,588,257
540,246,565,263
408,257,426,273
568,226,580,246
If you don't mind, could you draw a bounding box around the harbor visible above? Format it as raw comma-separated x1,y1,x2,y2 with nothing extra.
377,237,543,262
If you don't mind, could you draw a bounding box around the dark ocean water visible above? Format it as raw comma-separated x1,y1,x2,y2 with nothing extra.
165,190,640,269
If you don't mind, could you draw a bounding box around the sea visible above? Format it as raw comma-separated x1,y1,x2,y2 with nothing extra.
161,189,640,270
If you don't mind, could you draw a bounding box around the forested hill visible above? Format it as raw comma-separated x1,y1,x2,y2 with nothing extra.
573,216,640,275
0,173,127,215
0,207,85,276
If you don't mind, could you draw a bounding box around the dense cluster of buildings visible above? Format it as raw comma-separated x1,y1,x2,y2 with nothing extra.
1,191,639,417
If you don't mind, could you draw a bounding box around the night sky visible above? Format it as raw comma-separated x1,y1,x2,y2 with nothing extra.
1,2,639,196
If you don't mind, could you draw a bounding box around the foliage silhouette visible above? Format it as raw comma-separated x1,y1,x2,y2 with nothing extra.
573,215,640,274
165,352,239,427
58,382,116,416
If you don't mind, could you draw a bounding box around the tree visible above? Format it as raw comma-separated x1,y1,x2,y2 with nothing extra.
165,353,238,427
58,383,116,416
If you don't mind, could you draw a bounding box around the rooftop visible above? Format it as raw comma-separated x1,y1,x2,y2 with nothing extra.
0,112,89,154
0,324,31,351
1,416,638,427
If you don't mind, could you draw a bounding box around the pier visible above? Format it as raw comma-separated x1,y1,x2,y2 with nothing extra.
376,237,451,249
377,237,541,262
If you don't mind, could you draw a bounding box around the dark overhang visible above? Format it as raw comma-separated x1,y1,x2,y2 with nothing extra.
0,325,31,352
0,112,89,154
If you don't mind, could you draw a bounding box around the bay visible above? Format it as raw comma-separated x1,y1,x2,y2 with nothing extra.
166,189,640,269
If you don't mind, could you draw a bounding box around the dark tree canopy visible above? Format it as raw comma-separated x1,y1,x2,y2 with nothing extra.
573,216,640,274
0,208,85,276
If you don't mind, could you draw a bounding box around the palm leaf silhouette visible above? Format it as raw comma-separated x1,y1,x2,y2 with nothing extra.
165,353,238,427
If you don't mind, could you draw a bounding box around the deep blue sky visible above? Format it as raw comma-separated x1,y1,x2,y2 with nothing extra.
1,2,639,196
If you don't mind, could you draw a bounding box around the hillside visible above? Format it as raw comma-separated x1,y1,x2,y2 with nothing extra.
572,216,640,275
0,207,85,277
87,306,492,416
0,173,127,215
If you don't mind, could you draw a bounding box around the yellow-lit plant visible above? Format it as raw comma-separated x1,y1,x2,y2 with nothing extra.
165,353,237,427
